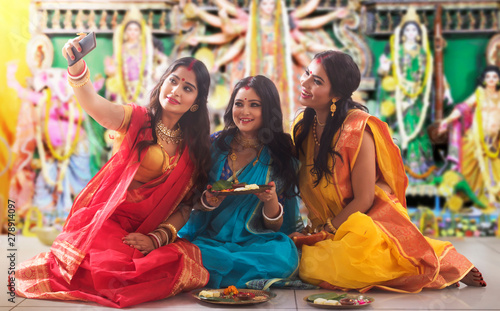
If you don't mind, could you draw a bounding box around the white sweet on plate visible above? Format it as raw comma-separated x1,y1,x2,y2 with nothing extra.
199,290,220,298
313,298,327,304
234,184,260,191
324,300,340,305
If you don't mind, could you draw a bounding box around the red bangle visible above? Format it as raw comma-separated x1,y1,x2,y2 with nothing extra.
68,60,87,79
147,233,160,249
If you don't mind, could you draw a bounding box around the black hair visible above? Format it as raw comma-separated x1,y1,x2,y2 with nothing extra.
125,21,142,31
216,75,299,196
293,51,368,186
137,57,211,189
399,21,422,45
477,65,500,91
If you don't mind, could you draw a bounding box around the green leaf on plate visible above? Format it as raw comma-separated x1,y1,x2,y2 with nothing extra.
211,180,233,191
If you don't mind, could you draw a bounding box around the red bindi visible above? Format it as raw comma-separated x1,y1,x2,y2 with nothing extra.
244,86,250,90
181,78,185,81
245,98,247,100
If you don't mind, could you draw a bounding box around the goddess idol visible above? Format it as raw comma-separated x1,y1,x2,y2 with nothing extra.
104,8,154,106
439,66,500,208
377,8,437,184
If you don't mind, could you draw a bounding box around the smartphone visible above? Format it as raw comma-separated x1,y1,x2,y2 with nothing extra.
67,32,97,66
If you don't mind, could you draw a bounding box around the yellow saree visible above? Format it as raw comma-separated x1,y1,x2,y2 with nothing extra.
297,110,474,293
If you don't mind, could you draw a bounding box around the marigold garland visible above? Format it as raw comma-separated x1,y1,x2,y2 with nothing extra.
404,164,436,179
474,88,500,159
43,89,83,162
471,88,500,203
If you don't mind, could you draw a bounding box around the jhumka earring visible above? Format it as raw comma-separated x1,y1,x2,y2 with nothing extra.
483,81,487,87
416,35,421,41
330,99,337,117
402,36,406,42
190,104,199,112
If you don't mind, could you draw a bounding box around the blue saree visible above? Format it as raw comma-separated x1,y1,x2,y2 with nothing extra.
180,133,301,288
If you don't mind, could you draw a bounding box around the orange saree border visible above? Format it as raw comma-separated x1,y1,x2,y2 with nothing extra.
15,252,85,301
50,239,85,284
311,110,473,293
169,239,209,297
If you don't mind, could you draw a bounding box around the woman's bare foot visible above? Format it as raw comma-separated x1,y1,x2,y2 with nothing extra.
447,282,460,288
460,267,487,287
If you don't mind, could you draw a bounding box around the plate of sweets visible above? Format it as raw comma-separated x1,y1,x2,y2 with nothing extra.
192,286,276,305
304,293,374,309
209,180,272,196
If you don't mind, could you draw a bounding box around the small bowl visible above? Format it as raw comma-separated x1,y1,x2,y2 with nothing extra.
31,226,60,246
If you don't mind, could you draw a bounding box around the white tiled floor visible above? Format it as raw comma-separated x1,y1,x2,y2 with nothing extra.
1,235,499,310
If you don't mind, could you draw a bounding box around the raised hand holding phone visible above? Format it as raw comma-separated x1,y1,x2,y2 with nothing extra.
62,32,96,72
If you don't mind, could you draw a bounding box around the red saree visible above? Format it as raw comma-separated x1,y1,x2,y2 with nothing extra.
16,104,209,308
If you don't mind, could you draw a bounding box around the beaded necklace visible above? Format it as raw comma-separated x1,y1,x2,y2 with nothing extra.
312,117,321,146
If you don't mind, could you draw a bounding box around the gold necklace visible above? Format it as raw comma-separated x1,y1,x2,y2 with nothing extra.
229,146,264,184
229,134,262,161
156,121,183,144
312,117,321,146
234,134,261,149
314,115,326,127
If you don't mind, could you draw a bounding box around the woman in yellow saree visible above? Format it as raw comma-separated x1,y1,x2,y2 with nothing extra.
291,50,486,293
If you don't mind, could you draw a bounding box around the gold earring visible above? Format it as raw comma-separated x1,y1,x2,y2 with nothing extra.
402,36,406,42
330,99,337,117
190,104,199,112
416,35,421,41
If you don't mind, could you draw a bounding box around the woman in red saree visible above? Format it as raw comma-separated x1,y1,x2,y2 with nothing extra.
290,50,486,293
15,35,211,308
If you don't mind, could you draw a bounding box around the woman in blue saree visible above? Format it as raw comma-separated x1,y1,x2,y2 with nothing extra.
180,75,302,288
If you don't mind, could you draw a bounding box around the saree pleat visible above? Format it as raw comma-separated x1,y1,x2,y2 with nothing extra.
297,110,474,293
16,104,209,308
180,133,301,288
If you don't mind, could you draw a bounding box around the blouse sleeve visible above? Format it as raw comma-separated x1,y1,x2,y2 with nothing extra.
116,104,133,134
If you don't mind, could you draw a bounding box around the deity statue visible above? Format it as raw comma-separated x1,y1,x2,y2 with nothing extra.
182,0,348,123
377,7,442,184
104,8,153,106
438,66,500,207
8,35,105,229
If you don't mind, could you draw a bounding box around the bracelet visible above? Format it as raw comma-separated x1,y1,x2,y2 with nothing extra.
147,232,161,249
200,190,218,211
263,202,283,225
326,218,337,235
160,223,178,243
155,228,170,246
68,70,90,88
68,60,88,80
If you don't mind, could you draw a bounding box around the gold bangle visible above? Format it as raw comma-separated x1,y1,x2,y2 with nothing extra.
68,70,90,88
326,218,337,235
160,223,178,243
